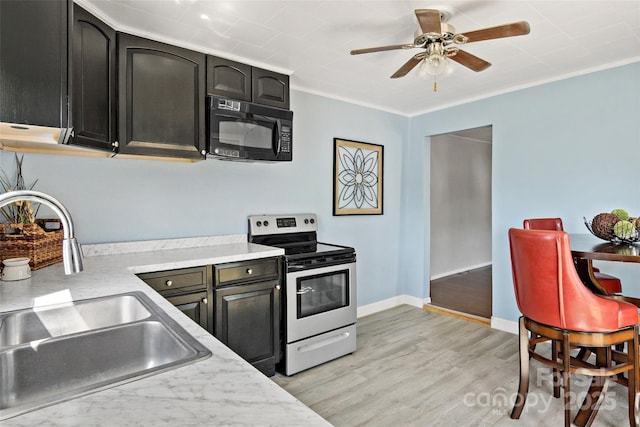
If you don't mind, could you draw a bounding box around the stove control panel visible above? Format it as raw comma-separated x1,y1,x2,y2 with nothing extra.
248,214,317,236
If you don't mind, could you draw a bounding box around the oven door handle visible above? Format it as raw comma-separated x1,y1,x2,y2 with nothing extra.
287,265,308,271
296,286,314,295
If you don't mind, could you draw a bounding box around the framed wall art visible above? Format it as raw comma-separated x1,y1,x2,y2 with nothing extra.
333,138,383,216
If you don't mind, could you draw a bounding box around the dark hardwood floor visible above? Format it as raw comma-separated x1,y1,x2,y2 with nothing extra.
429,265,492,319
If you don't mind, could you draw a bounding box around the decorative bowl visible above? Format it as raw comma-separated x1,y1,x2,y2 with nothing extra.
584,217,640,244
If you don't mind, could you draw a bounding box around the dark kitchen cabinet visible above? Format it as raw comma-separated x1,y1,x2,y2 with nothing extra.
71,4,117,151
252,67,290,109
0,0,71,134
206,56,290,109
166,291,210,331
118,33,206,160
137,266,213,333
214,257,281,376
206,57,251,102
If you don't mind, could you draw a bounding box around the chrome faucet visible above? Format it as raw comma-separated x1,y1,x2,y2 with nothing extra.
0,190,83,274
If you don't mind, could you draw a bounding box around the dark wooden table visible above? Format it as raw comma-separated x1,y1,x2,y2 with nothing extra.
570,233,640,263
570,233,640,295
569,233,640,427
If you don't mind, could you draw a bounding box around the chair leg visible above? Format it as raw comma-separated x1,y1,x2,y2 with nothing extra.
562,332,571,427
511,317,530,419
574,376,609,427
552,340,561,398
576,347,592,362
629,327,639,427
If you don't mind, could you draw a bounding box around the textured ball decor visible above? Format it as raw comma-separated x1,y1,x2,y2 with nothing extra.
585,209,640,244
590,213,621,240
611,208,630,221
613,220,635,239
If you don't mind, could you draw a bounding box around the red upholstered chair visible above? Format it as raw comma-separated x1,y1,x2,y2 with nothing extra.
508,228,639,427
523,217,623,294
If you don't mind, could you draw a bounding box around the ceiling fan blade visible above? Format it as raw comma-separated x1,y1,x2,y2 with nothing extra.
350,44,415,55
461,21,530,43
391,54,423,79
449,49,491,72
415,9,442,34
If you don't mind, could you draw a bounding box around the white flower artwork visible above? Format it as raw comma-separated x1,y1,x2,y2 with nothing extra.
333,138,383,215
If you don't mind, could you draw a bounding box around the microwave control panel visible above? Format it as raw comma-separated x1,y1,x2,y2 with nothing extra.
280,125,291,153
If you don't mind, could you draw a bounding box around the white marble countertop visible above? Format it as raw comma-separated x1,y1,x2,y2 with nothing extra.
0,235,330,426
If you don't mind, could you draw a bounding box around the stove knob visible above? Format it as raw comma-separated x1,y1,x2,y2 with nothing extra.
304,218,309,224
256,221,262,227
263,220,269,227
310,218,315,224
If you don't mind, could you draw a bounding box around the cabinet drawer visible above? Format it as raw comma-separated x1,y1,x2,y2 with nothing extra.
137,266,208,296
214,257,280,286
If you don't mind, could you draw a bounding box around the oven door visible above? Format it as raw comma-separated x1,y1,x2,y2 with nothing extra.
285,262,356,343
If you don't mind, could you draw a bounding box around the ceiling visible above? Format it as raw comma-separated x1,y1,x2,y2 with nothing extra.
79,0,640,116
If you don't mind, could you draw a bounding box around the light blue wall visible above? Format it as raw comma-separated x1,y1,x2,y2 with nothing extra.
3,62,639,319
0,90,408,307
404,61,640,322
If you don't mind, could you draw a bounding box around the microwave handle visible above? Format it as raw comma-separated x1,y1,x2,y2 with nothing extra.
274,120,281,154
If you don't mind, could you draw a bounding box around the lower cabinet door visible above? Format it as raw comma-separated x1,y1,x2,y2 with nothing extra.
167,291,210,332
214,280,280,375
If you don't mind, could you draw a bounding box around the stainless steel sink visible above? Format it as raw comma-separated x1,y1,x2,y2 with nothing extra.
0,292,211,420
0,294,152,347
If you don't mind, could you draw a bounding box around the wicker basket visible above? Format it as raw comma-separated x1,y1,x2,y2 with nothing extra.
0,219,63,270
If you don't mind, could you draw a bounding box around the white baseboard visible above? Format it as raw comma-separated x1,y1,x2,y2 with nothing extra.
358,295,518,336
491,317,518,335
357,294,425,318
430,262,492,281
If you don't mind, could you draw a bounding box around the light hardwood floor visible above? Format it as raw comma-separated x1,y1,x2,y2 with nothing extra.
272,305,630,427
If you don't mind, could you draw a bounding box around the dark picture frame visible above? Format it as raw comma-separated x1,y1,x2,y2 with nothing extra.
333,138,383,216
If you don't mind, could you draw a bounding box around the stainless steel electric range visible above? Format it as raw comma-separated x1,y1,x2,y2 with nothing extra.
248,213,357,376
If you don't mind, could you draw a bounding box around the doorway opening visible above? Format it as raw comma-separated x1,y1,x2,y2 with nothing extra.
428,126,492,319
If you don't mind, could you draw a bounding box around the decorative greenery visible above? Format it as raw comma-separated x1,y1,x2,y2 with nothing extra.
0,153,39,225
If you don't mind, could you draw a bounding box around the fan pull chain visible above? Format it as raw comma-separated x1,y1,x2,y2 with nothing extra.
433,76,438,92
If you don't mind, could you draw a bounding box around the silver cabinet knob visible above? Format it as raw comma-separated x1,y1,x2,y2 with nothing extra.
202,298,208,304
246,268,253,275
165,280,173,287
275,285,281,290
201,149,206,156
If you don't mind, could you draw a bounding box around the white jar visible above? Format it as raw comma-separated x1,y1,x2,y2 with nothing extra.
2,257,31,281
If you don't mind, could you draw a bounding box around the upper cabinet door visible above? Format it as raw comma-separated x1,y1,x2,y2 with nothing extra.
118,33,206,160
0,0,70,129
252,68,290,109
206,56,251,101
71,4,117,151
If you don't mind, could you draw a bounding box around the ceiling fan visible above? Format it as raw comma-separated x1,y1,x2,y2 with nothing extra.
350,8,530,84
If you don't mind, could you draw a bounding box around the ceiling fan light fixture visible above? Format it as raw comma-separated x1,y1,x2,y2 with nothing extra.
428,53,447,75
418,42,450,76
418,55,451,78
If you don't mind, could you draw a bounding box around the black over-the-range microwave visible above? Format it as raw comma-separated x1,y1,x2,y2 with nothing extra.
206,96,293,162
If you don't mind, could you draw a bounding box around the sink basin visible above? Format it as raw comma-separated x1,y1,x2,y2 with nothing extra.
0,294,151,347
0,292,211,420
